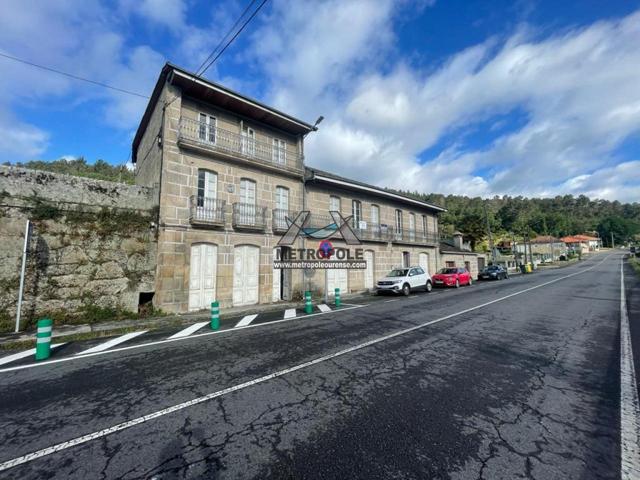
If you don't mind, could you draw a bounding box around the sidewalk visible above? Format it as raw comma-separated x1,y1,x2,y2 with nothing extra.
0,292,370,346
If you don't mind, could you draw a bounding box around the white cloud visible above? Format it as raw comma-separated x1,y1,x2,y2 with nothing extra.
0,110,48,161
246,2,640,201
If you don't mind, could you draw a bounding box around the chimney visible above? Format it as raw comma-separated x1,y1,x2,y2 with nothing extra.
453,231,464,250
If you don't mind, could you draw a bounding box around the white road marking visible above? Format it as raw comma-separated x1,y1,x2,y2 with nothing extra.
76,331,147,355
317,304,331,313
0,344,65,366
0,254,615,471
283,309,296,319
234,314,258,328
0,305,366,374
167,322,209,340
620,260,640,480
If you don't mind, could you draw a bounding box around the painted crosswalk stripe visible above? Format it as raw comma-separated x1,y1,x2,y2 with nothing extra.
0,344,65,367
167,322,208,339
234,314,258,328
317,304,331,313
284,309,296,319
76,331,147,355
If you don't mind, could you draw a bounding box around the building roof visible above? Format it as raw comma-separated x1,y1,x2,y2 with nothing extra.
439,241,478,255
530,235,562,244
573,234,599,241
305,167,446,213
561,236,586,243
132,63,316,162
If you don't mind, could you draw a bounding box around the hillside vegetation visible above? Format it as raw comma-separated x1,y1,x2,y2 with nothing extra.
4,158,135,184
396,191,640,250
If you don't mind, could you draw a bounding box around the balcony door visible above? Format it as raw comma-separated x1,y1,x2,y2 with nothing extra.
240,178,257,225
409,213,416,241
395,210,403,240
198,113,216,144
275,186,289,230
242,126,255,156
273,138,286,165
371,205,380,239
197,170,217,221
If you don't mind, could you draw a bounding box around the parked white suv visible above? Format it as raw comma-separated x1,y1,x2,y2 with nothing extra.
376,266,432,296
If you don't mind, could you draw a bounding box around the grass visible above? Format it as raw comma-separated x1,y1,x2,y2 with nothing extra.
630,256,640,277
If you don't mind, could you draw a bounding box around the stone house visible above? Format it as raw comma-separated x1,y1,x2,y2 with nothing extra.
439,233,481,279
132,63,471,313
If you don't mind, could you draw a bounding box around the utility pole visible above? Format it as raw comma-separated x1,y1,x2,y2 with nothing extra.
611,232,615,249
511,232,519,269
483,201,496,264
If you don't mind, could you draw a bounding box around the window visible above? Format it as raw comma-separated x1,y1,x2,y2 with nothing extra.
330,196,341,212
446,261,455,268
272,138,286,164
198,113,216,143
240,178,256,204
371,205,380,225
395,209,403,240
352,200,362,228
402,251,410,268
422,215,427,234
197,170,217,206
242,126,255,155
464,261,471,272
274,186,289,230
239,178,257,225
409,213,416,240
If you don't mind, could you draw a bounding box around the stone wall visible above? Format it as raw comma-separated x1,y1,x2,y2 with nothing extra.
0,166,158,332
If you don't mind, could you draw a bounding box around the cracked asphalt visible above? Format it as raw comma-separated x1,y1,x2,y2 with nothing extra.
0,253,635,479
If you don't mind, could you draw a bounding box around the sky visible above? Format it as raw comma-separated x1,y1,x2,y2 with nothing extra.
0,0,639,202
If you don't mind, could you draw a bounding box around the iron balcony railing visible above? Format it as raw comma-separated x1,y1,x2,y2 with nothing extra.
353,222,387,242
272,209,297,233
391,228,440,245
178,117,303,172
232,203,267,230
189,196,226,225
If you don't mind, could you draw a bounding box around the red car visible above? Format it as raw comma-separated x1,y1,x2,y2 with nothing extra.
432,267,473,288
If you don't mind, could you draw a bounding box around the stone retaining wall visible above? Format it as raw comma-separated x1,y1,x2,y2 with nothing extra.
0,166,158,332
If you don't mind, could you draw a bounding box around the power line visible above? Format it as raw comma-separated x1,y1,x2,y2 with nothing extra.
0,52,150,99
195,0,258,76
198,0,269,77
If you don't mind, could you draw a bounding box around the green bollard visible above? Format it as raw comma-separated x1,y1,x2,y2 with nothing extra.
210,301,220,330
35,318,53,361
335,288,341,308
304,291,313,314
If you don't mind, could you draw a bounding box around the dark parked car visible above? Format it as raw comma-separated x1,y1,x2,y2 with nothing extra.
478,265,509,280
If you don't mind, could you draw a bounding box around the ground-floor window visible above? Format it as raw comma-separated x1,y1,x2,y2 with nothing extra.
402,251,410,268
446,261,455,268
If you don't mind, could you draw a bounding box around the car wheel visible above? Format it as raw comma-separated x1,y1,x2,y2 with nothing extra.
425,281,432,293
455,279,460,288
402,283,411,296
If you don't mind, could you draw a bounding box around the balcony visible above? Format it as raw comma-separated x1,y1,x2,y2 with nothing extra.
232,203,267,231
189,196,226,226
177,117,304,174
272,209,297,233
391,228,440,245
353,222,388,242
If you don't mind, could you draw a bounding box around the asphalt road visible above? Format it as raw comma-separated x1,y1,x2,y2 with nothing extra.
0,253,637,479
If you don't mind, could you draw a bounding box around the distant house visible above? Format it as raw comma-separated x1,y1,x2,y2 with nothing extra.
522,235,567,262
573,234,601,251
439,232,481,278
561,236,589,255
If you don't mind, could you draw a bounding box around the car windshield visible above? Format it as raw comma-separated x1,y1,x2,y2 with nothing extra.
485,266,500,271
387,269,408,277
438,268,458,274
